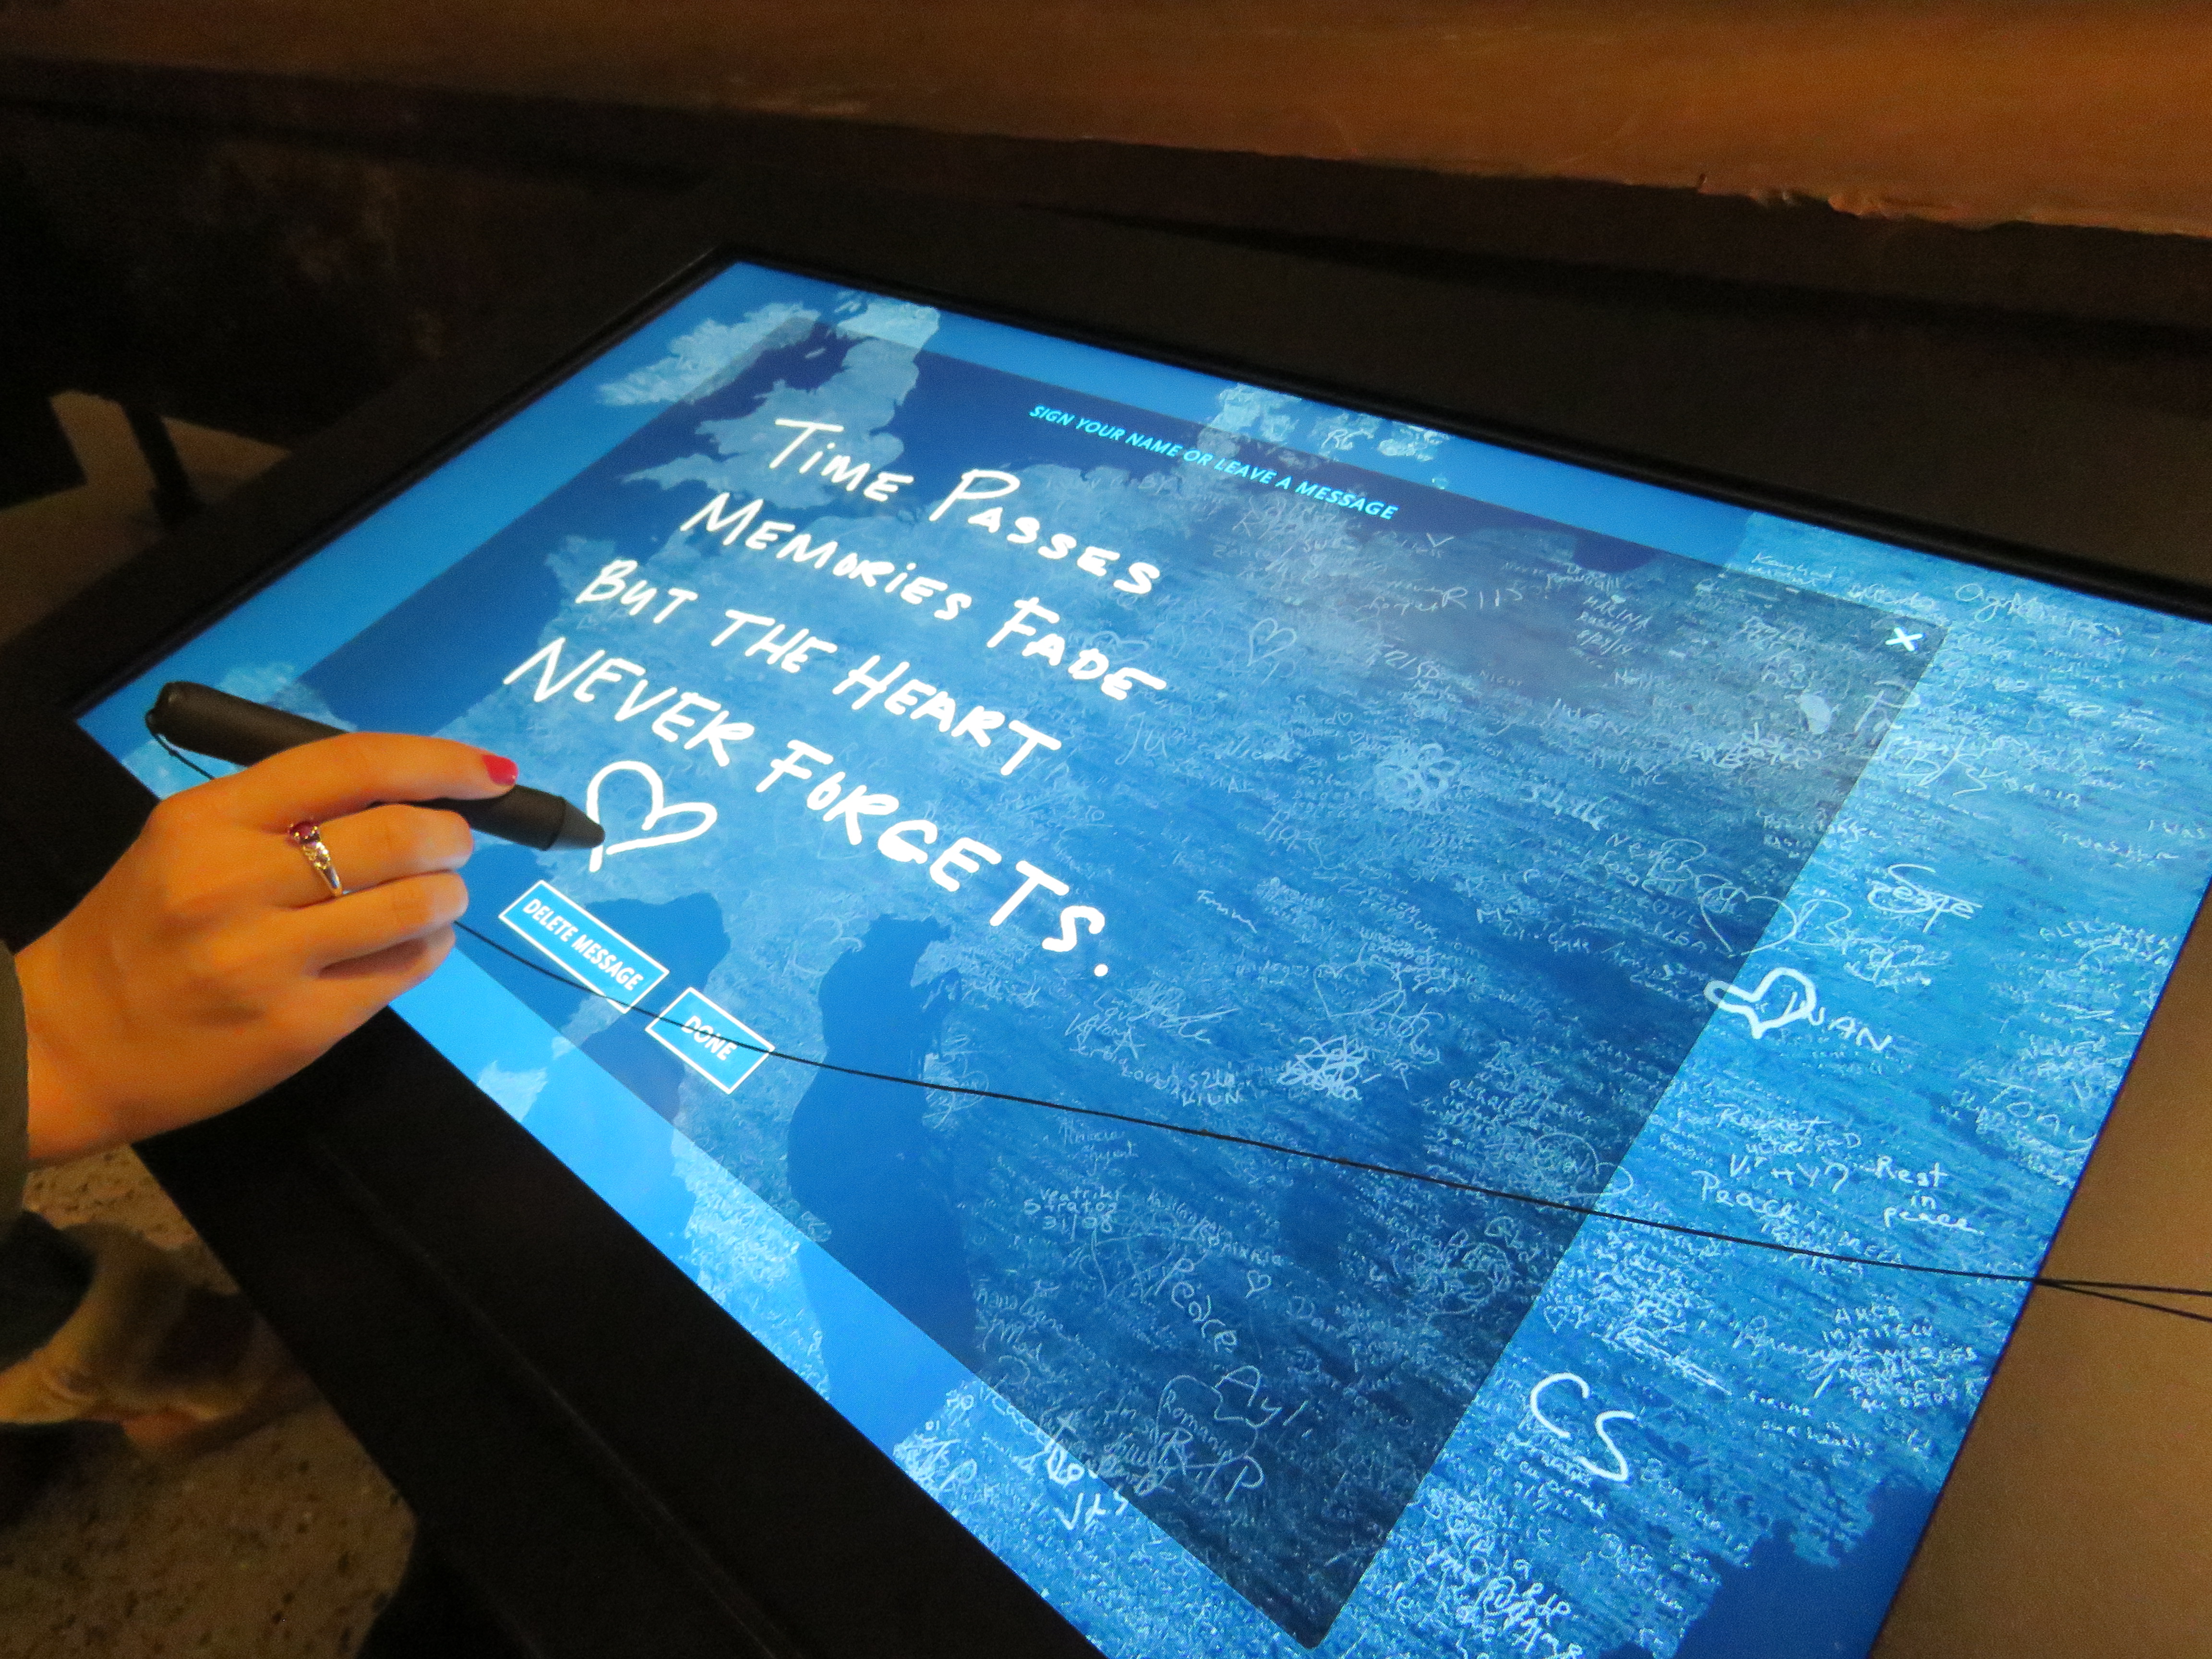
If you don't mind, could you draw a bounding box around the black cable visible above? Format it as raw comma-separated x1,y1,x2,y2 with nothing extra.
445,920,2212,1323
2038,1283,2212,1326
149,733,2212,1327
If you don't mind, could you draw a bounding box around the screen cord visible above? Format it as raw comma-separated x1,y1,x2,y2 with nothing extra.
144,733,2212,1329
445,917,2212,1329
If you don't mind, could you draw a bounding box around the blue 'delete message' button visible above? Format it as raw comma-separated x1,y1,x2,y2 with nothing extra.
498,880,668,1011
647,987,774,1094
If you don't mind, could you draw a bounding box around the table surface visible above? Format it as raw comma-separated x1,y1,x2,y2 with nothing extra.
4,168,2211,1659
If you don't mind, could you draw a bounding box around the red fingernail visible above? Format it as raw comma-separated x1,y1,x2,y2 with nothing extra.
483,753,519,787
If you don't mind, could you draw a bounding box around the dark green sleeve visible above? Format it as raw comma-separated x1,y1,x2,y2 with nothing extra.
0,947,92,1368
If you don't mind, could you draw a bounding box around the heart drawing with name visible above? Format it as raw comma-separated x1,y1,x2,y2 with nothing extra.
584,759,719,873
1702,967,1819,1040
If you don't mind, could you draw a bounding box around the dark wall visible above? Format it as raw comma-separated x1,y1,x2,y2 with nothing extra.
7,59,2212,474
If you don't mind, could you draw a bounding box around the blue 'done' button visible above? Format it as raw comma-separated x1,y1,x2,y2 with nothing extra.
498,880,669,1011
646,987,775,1094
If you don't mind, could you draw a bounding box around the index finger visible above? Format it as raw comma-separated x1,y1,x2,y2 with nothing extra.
208,732,517,829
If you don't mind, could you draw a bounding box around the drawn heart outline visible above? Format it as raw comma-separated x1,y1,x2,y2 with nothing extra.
1697,887,1799,956
1702,967,1819,1040
585,759,718,872
1247,617,1298,664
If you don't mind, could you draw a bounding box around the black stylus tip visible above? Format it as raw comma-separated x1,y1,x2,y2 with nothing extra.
552,799,604,850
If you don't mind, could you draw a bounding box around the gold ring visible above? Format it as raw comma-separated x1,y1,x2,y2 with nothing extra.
287,819,344,899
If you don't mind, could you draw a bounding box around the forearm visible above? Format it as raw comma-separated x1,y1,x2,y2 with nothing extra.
17,928,159,1166
22,1023,133,1168
0,946,93,1367
0,944,24,1226
16,931,168,1166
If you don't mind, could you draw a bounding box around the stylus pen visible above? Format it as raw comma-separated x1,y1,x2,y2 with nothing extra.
145,681,604,852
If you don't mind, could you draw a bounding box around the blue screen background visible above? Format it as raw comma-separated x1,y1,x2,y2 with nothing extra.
83,264,2212,1659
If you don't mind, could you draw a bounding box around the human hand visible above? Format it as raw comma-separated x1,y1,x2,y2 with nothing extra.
15,733,517,1163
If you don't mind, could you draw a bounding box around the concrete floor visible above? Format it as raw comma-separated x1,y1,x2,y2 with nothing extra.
0,397,416,1657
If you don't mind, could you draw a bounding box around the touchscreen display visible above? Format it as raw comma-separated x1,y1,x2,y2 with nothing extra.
83,260,2212,1658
